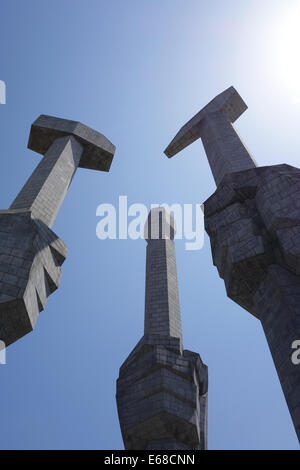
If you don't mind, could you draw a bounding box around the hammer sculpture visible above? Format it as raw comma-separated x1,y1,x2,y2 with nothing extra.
165,86,300,442
0,115,115,346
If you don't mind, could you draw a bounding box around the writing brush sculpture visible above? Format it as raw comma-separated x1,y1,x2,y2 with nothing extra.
117,208,208,450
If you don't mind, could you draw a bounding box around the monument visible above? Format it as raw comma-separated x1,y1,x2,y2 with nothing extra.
164,86,300,442
116,207,208,450
0,115,115,347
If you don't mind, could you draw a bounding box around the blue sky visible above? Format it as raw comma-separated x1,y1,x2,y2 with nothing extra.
0,0,299,449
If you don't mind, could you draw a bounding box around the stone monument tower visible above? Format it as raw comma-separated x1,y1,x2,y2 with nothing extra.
116,207,208,450
0,115,115,347
165,86,300,443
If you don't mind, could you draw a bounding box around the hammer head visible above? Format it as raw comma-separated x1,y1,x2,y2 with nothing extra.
28,115,116,172
164,86,247,158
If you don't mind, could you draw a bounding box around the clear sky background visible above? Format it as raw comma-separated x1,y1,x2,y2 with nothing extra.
0,0,299,450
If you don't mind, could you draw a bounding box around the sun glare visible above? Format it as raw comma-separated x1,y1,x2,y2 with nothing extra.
272,2,300,103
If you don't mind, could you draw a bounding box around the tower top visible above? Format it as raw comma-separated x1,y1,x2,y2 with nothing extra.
144,207,176,241
164,86,257,186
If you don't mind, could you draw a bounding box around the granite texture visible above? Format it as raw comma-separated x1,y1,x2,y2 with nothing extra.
204,164,300,442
